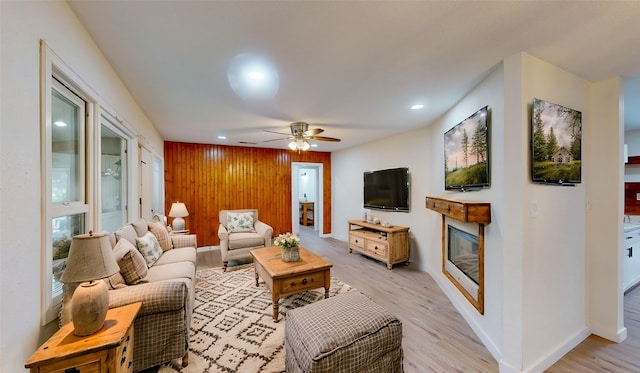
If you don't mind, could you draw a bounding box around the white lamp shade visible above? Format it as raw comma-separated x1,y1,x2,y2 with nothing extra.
60,232,119,283
169,202,189,218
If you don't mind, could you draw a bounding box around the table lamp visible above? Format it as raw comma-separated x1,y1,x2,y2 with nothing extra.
169,202,189,231
60,231,119,336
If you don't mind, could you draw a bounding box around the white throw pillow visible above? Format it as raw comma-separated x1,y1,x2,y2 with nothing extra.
135,231,163,267
227,211,256,233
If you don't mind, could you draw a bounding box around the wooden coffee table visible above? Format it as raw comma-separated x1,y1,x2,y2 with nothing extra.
251,246,332,322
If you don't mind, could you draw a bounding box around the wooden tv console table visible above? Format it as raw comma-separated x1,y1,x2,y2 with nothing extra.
348,220,410,269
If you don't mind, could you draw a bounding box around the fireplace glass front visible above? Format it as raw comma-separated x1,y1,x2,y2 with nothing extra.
447,225,479,285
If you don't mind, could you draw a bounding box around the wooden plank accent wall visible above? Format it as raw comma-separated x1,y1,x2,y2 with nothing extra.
164,142,332,247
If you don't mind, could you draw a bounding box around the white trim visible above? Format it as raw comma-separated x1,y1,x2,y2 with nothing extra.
152,155,165,217
39,40,100,325
430,266,501,362
291,162,324,236
99,111,134,232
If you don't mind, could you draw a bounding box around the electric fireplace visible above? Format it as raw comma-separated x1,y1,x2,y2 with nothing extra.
425,196,490,314
447,225,479,284
443,224,483,313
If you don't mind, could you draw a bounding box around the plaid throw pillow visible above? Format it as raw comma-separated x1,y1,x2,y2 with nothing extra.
227,211,256,233
148,221,173,252
113,239,148,285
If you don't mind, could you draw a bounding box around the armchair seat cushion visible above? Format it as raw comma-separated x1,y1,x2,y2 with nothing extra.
229,232,266,249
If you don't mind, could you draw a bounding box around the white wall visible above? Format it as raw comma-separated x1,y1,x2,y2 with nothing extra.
298,167,318,203
333,63,506,359
585,78,625,343
332,52,623,373
0,2,162,371
516,53,589,372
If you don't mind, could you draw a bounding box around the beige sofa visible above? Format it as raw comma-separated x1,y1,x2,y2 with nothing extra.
218,209,273,271
62,218,197,372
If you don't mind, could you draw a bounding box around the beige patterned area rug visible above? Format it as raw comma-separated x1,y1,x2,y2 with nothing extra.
159,265,355,373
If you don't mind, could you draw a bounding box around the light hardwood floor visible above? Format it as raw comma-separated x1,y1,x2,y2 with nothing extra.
198,226,640,372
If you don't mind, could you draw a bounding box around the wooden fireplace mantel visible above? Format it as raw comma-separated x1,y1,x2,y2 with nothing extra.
425,196,491,224
425,196,491,314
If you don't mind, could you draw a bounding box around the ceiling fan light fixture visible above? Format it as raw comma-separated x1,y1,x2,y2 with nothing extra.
288,138,310,151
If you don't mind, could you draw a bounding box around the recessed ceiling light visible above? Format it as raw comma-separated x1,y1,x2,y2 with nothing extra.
411,104,424,110
247,71,265,80
311,144,318,148
217,135,227,140
227,53,279,101
54,121,67,127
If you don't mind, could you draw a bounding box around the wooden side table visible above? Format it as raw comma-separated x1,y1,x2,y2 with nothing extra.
170,229,190,235
25,302,142,373
299,201,314,226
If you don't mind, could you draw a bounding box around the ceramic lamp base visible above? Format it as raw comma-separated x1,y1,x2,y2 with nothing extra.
71,280,109,336
172,217,185,231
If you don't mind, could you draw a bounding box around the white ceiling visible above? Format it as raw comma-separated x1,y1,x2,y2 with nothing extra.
67,1,640,151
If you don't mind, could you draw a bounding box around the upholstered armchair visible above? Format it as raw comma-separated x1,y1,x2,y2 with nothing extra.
218,209,273,271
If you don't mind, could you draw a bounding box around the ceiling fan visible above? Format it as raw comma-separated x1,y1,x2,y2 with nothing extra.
264,122,341,151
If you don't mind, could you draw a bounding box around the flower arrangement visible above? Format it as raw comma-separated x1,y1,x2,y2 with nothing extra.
273,232,300,250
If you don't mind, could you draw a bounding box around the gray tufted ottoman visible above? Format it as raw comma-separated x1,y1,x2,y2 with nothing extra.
285,291,403,372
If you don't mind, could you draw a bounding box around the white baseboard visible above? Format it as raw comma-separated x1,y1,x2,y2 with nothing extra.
429,268,502,361
591,324,627,343
524,327,590,373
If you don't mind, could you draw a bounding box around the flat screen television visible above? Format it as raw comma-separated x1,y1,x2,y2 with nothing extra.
530,98,581,185
444,106,490,191
363,167,410,212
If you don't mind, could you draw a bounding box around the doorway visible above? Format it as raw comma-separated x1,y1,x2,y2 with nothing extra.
291,162,323,237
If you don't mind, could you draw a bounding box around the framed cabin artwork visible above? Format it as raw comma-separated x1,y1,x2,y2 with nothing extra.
530,98,582,186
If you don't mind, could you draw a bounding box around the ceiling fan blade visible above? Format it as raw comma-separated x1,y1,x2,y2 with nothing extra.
304,128,324,136
264,129,291,136
262,137,291,143
309,136,341,142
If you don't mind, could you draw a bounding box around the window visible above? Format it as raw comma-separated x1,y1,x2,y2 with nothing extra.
40,41,146,325
100,115,129,232
43,77,89,324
